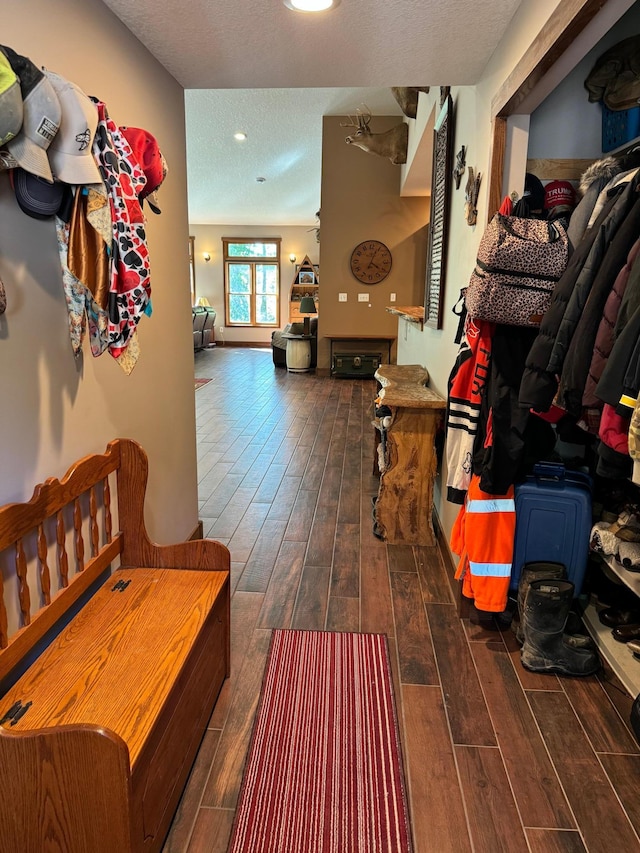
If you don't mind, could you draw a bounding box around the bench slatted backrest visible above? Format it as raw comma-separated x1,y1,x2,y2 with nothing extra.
0,441,123,684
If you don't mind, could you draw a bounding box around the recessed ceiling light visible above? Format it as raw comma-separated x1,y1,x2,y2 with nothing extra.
234,131,247,141
283,0,340,11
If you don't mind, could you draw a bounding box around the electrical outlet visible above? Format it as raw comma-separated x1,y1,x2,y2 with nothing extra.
358,293,369,302
338,293,347,302
390,292,396,302
219,326,224,333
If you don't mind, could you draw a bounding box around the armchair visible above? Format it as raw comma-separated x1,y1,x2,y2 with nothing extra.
193,306,217,351
271,316,318,368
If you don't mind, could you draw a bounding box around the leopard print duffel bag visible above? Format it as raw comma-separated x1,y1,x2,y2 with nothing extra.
464,214,568,327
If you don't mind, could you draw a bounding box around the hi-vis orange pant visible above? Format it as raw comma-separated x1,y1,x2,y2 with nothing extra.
450,474,515,613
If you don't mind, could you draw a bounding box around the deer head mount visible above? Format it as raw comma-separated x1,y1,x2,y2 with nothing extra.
341,106,408,166
391,87,430,119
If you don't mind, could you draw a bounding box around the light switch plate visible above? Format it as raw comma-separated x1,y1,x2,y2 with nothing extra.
390,292,396,302
338,293,347,302
358,293,369,302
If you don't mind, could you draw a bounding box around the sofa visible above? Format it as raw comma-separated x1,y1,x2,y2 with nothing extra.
271,317,318,368
193,306,216,351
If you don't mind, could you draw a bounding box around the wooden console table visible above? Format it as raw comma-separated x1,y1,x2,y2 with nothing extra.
373,364,446,546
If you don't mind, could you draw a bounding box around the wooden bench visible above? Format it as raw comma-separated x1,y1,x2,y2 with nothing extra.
0,439,230,853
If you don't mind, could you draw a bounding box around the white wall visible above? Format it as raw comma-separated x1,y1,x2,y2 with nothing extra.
189,224,319,343
529,2,640,159
397,1,565,542
0,0,197,543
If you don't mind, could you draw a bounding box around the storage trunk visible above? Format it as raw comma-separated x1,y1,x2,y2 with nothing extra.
332,352,381,378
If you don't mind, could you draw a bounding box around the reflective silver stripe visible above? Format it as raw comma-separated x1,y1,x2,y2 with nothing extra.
467,498,515,513
469,561,512,577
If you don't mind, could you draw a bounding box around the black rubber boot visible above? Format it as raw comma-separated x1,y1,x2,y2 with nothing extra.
521,578,600,676
513,562,593,648
513,562,564,644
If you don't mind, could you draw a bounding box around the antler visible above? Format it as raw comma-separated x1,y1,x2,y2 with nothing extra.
340,105,372,130
340,114,362,129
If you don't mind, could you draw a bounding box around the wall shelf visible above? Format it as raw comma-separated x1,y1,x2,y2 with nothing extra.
386,306,425,329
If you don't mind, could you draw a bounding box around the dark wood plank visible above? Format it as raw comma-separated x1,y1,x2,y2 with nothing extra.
207,486,259,539
528,691,640,852
415,544,455,603
305,503,337,567
560,674,640,755
256,540,305,629
209,591,264,730
525,829,587,853
360,528,394,636
224,503,270,564
471,642,574,829
331,521,360,598
326,595,360,632
291,564,331,630
390,572,438,685
456,744,530,853
162,729,221,853
202,628,272,810
388,544,417,573
598,753,640,838
253,462,288,504
427,603,497,747
402,685,472,853
235,519,288,592
185,807,235,853
265,474,302,522
283,488,318,541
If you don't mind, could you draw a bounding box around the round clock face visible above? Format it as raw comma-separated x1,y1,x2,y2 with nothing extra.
350,240,392,284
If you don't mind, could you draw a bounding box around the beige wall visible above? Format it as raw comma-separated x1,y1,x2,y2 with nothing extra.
0,0,197,543
396,1,563,543
189,224,319,343
318,116,430,369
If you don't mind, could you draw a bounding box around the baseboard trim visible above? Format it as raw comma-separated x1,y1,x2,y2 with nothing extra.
217,341,270,349
189,519,204,540
432,508,468,617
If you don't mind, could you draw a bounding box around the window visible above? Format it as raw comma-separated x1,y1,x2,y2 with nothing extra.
223,239,280,327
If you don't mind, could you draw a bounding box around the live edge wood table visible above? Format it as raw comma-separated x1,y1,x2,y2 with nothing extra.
373,364,446,546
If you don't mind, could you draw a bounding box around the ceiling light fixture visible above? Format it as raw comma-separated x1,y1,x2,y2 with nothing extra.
234,131,247,141
284,0,339,11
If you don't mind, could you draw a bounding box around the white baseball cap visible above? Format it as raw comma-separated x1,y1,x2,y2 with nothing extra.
44,70,102,186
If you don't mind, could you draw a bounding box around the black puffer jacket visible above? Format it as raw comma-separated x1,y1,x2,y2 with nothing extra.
548,173,640,378
518,191,620,411
556,189,640,417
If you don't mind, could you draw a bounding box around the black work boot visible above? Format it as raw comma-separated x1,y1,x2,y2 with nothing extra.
521,578,600,676
513,562,593,648
513,562,565,644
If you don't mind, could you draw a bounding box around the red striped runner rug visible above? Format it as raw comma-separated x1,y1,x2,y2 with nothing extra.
229,630,413,853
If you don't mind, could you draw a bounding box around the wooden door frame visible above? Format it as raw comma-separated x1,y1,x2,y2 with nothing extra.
487,0,631,219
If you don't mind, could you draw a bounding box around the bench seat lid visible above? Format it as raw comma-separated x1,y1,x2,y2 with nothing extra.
0,567,227,767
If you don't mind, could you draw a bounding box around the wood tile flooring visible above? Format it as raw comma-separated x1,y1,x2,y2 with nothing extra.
164,346,640,853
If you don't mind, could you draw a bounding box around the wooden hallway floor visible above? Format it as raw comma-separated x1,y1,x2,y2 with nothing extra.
164,346,640,853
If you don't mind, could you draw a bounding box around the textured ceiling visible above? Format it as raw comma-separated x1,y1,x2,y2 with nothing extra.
100,0,525,224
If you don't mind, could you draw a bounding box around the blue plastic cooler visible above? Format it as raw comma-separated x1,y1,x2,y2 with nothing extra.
511,463,592,596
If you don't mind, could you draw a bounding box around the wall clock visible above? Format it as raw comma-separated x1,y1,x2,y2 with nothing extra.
350,240,392,284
